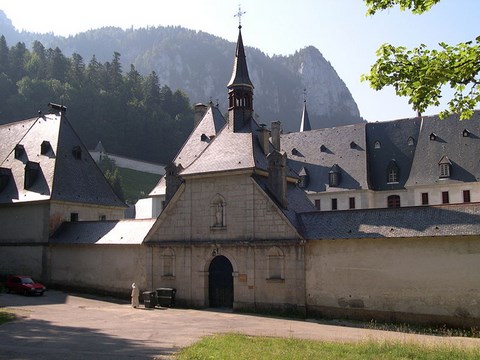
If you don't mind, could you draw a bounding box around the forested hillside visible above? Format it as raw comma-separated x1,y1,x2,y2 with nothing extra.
0,10,364,134
0,35,193,164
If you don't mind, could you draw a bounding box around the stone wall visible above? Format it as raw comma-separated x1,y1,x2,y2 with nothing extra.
0,203,49,243
0,245,45,279
49,244,147,298
306,236,480,327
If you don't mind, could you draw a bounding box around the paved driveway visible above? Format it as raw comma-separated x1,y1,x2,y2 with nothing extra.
1,290,479,359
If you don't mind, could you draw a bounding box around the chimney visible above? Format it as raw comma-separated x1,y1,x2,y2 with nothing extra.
267,150,288,209
194,103,208,128
271,121,281,151
257,124,270,155
165,162,183,205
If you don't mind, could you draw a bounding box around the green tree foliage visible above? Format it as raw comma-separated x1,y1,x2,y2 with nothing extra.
98,155,125,201
362,0,479,119
0,38,194,163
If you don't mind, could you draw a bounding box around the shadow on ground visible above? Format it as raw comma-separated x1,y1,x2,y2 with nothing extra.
0,317,175,360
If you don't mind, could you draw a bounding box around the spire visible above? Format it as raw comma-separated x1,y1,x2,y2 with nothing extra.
300,90,311,132
227,19,254,132
227,27,254,90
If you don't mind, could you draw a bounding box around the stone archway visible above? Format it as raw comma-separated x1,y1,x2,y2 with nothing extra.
208,255,233,308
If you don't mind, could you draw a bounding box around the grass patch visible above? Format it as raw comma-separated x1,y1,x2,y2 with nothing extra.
117,167,161,203
176,333,480,360
0,308,19,325
366,320,480,338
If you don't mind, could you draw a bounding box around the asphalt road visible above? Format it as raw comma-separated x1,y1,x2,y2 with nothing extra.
1,290,479,359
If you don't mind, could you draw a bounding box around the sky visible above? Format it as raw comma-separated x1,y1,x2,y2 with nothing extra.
0,0,478,122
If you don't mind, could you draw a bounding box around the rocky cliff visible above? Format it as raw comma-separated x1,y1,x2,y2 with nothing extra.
0,11,364,132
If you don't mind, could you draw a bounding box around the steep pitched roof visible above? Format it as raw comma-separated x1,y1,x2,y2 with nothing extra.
227,27,254,89
173,104,226,169
50,219,155,244
300,203,480,240
148,104,226,196
180,116,268,176
281,123,368,192
0,115,57,203
366,117,421,190
406,111,480,187
0,113,125,207
299,101,311,132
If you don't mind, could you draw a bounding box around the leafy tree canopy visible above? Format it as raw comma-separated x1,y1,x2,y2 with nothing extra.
362,0,479,119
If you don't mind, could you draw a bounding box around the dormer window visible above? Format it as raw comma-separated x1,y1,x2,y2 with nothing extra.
72,146,82,160
407,137,415,146
41,141,51,155
350,141,357,149
329,164,340,187
292,148,299,156
0,167,11,192
374,141,381,149
14,144,24,159
463,129,471,137
320,145,326,153
24,161,40,189
200,134,209,142
429,133,437,141
387,160,399,183
439,155,451,178
298,167,308,188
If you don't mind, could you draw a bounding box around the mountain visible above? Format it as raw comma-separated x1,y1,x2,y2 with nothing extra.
0,10,364,132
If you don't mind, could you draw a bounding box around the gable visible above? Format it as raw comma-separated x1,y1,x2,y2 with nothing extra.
147,173,301,243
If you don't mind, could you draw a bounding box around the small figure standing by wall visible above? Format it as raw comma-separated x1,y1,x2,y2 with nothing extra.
131,283,139,308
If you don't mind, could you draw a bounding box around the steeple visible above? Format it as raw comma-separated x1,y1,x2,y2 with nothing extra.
227,24,254,132
300,90,311,132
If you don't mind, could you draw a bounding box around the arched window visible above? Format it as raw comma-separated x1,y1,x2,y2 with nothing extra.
161,248,175,277
407,137,415,146
267,247,284,280
387,195,401,208
374,141,381,149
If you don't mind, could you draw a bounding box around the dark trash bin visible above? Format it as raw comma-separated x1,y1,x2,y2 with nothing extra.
143,291,157,308
156,287,176,307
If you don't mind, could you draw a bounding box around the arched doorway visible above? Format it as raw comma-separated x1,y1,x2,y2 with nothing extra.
208,255,233,308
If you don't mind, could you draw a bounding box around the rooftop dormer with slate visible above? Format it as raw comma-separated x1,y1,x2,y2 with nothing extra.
0,106,125,208
366,117,421,190
280,123,369,193
406,111,480,187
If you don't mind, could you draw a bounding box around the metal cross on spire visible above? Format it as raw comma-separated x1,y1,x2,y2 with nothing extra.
234,5,246,29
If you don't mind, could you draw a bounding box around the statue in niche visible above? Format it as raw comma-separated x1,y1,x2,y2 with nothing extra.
215,202,224,227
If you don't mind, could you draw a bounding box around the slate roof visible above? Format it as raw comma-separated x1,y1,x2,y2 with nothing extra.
0,113,125,207
180,116,269,176
50,219,155,244
366,117,421,190
173,104,226,170
299,101,311,132
253,175,315,236
227,27,254,89
405,112,480,187
300,202,480,240
280,123,368,192
148,105,226,196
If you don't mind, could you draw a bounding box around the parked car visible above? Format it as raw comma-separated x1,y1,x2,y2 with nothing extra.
5,275,46,296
